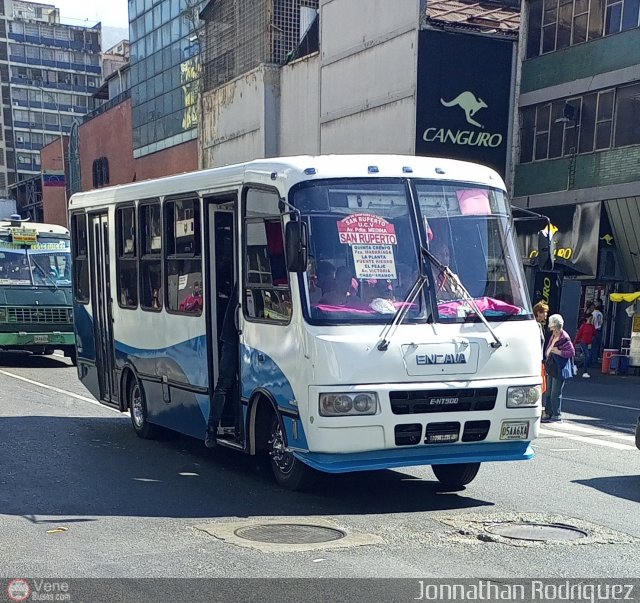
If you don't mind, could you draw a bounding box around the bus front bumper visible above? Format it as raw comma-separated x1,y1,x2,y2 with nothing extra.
0,331,75,348
293,441,534,474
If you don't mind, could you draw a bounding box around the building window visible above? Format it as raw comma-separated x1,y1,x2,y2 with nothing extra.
519,87,622,163
243,187,291,323
614,82,640,147
116,206,138,308
527,0,639,58
71,213,89,303
92,157,109,188
139,201,162,311
164,197,202,314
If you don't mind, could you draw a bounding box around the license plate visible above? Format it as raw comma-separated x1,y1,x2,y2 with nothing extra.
33,335,49,344
500,421,529,440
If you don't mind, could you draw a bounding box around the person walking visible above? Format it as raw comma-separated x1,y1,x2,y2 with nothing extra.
590,300,604,368
542,313,575,423
574,315,596,378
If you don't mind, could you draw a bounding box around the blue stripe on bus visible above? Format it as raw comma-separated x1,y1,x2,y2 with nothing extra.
293,441,534,473
241,344,309,449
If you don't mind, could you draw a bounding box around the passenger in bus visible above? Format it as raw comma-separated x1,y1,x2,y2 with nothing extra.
179,281,203,313
309,260,336,304
431,240,460,300
205,286,239,448
319,266,365,308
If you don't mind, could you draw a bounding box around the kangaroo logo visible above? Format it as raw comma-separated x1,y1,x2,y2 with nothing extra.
440,91,488,128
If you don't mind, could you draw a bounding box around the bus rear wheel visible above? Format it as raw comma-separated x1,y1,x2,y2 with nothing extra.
432,462,480,490
128,377,160,440
268,415,316,491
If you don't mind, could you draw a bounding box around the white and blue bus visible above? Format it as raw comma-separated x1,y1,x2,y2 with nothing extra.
69,155,541,490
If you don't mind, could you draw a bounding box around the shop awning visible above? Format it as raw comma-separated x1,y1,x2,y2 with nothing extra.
610,292,640,303
517,201,601,277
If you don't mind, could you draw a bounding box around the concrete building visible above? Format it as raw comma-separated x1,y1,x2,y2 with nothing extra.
511,0,640,348
198,0,519,177
1,0,102,218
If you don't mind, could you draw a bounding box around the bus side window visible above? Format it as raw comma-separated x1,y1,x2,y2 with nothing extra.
164,197,202,315
139,201,163,311
243,187,291,323
116,206,138,308
71,213,90,303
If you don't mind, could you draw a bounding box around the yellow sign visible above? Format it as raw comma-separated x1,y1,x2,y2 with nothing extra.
10,228,38,244
633,315,640,333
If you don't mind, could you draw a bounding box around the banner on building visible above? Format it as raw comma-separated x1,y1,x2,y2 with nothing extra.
43,171,66,187
533,271,562,316
517,202,601,278
415,30,514,177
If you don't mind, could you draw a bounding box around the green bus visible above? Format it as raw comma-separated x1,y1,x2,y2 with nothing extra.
0,215,75,363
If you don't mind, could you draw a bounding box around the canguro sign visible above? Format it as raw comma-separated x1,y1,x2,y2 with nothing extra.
415,30,515,177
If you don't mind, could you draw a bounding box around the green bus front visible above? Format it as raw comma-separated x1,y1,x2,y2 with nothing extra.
0,223,75,362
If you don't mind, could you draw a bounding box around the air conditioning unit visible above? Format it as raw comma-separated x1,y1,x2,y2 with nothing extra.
16,136,24,143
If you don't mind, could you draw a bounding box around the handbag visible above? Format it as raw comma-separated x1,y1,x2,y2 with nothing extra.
561,357,576,380
544,355,558,378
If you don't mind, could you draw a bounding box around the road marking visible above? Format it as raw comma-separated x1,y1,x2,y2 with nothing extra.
548,421,635,441
0,369,121,413
539,427,636,451
563,397,640,412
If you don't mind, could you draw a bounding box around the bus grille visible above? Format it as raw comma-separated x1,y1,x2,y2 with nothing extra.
390,388,498,414
6,306,72,324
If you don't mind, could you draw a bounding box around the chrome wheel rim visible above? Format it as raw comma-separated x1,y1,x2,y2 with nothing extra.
131,385,144,429
269,420,294,475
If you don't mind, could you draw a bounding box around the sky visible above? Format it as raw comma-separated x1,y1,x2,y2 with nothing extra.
54,0,129,29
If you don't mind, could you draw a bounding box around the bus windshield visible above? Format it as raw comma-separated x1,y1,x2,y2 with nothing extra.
415,180,531,322
292,178,531,324
0,238,71,286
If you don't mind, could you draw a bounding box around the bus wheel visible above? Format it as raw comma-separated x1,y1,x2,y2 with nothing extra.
128,377,159,440
432,462,480,490
268,415,316,491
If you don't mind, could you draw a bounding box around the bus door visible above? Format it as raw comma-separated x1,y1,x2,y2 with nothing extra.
89,213,116,404
205,197,237,422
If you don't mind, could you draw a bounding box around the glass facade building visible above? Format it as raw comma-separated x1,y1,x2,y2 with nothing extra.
128,0,203,157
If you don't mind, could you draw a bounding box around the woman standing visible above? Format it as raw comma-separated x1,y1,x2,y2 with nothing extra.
542,314,575,423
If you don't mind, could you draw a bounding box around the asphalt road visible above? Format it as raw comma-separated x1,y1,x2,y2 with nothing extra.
0,351,638,598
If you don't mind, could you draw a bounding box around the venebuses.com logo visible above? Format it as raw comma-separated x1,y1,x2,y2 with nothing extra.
6,579,30,602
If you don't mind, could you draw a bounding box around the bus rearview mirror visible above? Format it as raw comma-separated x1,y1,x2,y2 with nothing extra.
285,221,308,273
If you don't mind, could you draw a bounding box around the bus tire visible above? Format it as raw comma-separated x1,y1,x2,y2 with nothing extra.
268,415,316,491
128,377,160,440
432,462,480,490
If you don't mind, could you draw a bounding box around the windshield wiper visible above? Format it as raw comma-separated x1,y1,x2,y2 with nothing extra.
377,274,430,351
29,257,59,290
421,245,502,349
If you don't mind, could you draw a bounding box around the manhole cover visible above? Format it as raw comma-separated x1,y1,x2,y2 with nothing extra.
484,522,587,542
234,523,346,544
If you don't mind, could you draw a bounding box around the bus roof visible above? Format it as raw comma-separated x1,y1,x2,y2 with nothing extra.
0,220,69,237
68,154,506,210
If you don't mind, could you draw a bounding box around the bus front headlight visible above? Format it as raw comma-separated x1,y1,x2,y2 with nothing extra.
0,308,6,322
507,386,541,408
319,392,378,416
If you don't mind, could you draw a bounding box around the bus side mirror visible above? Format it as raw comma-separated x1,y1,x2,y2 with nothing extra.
285,220,308,273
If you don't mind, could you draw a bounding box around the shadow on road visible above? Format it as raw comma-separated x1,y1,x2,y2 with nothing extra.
574,476,640,504
0,415,494,520
0,351,70,369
